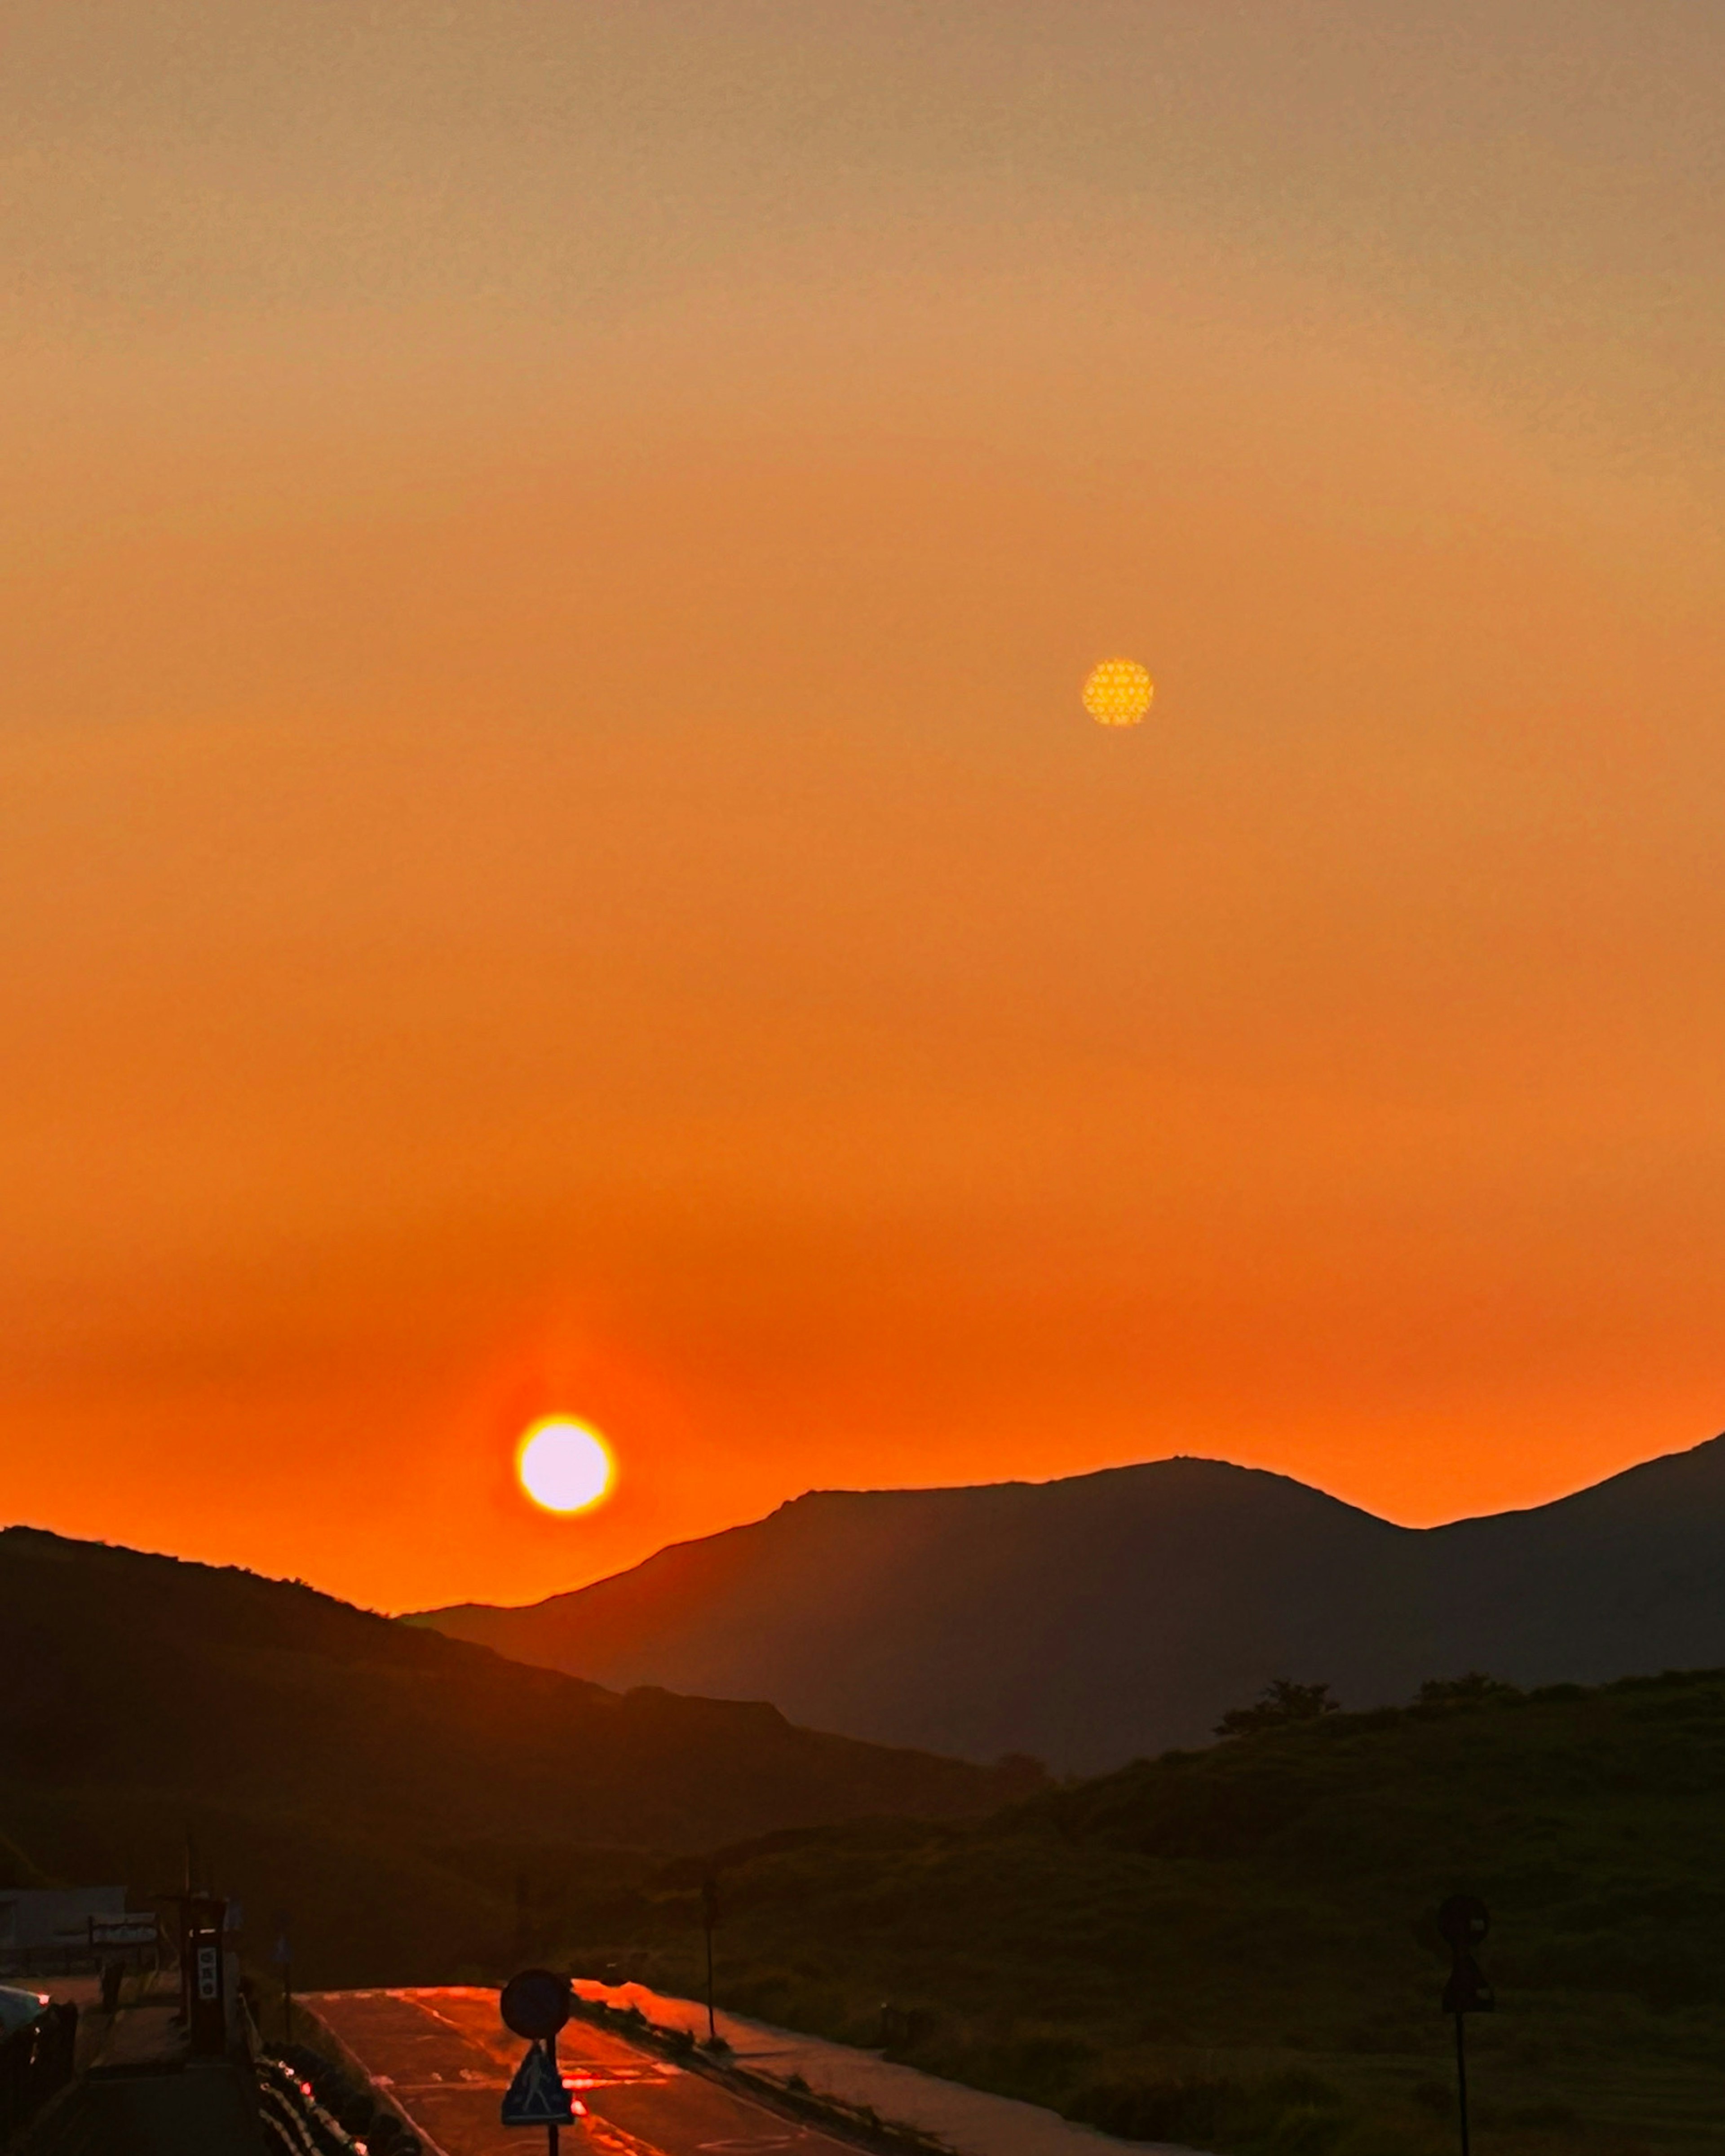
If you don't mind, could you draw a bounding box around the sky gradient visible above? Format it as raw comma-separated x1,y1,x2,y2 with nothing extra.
5,3,1725,1611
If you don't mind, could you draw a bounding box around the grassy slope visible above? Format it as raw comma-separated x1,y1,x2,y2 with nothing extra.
534,1672,1725,2156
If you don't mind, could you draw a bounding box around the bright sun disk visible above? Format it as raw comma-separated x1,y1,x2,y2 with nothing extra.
517,1419,613,1514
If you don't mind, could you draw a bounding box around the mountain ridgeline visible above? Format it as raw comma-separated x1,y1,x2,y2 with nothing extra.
413,1436,1725,1772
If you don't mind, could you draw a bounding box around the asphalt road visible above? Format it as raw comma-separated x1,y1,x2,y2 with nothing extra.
305,1989,860,2156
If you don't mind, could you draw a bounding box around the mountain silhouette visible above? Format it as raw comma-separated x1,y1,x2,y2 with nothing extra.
0,1526,1039,1982
413,1436,1725,1772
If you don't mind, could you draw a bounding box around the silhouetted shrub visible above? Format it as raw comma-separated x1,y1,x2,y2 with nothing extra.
1075,2074,1238,2141
1416,1671,1517,1707
1074,2068,1346,2149
1214,1679,1339,1739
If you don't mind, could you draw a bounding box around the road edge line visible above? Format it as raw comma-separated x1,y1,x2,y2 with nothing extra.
294,1998,461,2156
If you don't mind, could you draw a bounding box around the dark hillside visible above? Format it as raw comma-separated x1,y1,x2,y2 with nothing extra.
416,1437,1725,1771
556,1669,1725,2155
418,1458,1419,1770
0,1527,1036,1984
1424,1436,1725,1676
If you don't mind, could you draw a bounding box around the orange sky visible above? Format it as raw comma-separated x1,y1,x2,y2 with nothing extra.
5,4,1725,1611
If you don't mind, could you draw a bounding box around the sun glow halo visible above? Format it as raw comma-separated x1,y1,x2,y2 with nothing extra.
516,1419,613,1515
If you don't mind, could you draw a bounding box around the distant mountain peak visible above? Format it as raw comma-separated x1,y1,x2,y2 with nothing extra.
412,1435,1725,1774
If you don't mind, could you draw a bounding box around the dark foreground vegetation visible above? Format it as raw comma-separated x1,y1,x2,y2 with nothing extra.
534,1670,1725,2156
9,1523,1725,2152
0,1526,1035,1984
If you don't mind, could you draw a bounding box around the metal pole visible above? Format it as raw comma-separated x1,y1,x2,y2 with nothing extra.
180,1832,195,2032
1454,2011,1470,2156
705,1915,715,2045
177,1898,191,2030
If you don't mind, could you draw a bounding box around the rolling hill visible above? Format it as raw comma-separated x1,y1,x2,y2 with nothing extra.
559,1667,1725,2155
413,1435,1725,1772
0,1526,1037,1984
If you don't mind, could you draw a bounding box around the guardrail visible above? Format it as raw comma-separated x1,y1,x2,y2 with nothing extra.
258,2046,424,2156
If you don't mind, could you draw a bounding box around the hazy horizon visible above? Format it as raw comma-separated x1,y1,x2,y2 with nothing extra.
7,4,1725,1610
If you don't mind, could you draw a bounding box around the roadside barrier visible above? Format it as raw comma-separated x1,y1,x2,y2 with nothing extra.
259,2046,422,2156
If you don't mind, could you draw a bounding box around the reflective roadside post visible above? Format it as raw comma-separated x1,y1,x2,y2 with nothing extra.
1438,1895,1494,2156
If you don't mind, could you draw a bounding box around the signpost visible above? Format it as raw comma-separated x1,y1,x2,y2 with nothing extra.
88,1917,158,1951
500,1969,575,2153
1437,1895,1494,2156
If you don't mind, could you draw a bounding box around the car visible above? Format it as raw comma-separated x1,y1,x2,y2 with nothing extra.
0,1989,48,2040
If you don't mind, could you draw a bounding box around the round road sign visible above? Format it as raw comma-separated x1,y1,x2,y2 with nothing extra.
1437,1895,1490,1952
500,1968,571,2042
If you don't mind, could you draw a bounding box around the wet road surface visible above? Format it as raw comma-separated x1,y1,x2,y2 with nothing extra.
305,1988,858,2156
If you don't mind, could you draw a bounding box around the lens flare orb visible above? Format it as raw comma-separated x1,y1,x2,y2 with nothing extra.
1082,658,1154,727
517,1418,613,1514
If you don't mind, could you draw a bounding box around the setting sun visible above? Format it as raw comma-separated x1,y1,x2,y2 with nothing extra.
516,1419,613,1515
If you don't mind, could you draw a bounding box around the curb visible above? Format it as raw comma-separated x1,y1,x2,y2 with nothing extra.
568,1994,956,2156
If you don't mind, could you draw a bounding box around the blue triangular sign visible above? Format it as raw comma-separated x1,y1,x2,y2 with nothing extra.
501,2042,575,2125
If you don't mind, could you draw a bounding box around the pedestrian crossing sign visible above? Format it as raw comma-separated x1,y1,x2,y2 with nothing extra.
501,2042,575,2126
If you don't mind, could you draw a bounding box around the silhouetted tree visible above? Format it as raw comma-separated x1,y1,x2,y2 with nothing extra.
1214,1678,1339,1738
1417,1671,1517,1706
